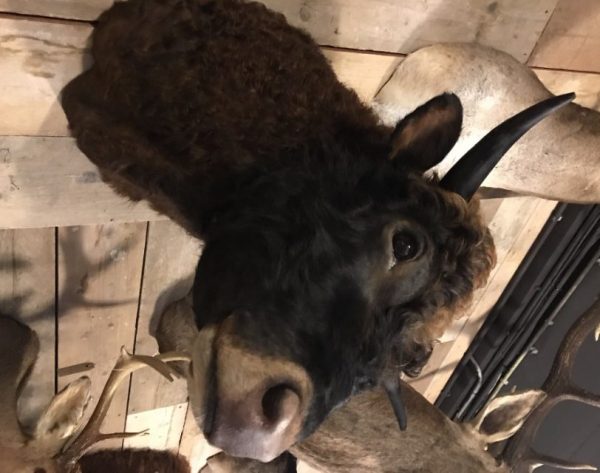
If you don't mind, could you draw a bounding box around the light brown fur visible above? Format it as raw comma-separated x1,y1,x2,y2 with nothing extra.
292,384,507,473
375,43,600,203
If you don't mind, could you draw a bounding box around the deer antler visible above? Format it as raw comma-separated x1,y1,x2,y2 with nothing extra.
503,299,600,473
59,348,191,470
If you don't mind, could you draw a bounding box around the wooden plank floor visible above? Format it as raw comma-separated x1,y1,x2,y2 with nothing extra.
57,223,147,448
0,0,599,469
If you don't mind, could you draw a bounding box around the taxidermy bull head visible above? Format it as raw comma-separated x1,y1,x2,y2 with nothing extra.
61,0,574,461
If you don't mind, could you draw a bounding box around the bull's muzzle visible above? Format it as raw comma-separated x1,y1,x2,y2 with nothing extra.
189,313,314,462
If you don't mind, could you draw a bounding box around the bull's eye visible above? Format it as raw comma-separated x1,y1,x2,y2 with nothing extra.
392,231,420,262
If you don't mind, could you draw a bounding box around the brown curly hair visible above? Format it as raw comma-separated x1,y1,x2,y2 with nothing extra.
396,187,496,375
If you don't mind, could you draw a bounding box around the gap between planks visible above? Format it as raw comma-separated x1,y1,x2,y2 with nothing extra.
125,220,202,451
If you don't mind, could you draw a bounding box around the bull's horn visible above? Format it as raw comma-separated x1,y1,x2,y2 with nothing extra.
383,374,408,431
440,92,575,200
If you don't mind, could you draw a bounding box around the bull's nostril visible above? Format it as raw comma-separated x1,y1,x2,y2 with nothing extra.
261,384,300,427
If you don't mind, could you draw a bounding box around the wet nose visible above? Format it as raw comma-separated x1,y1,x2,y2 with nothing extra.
203,316,313,462
208,381,302,461
261,383,301,426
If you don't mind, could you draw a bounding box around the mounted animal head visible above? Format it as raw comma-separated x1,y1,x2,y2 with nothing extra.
184,93,572,461
0,314,190,473
374,42,600,203
61,0,574,462
159,295,600,473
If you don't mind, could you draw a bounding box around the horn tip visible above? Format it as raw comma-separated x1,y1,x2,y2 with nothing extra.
557,92,576,103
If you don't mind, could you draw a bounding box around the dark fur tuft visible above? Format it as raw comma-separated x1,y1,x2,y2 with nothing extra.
80,449,191,473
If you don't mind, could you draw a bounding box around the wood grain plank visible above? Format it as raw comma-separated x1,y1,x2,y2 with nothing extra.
0,227,55,426
124,402,188,451
0,15,91,137
323,48,401,102
478,197,504,227
0,1,558,62
533,68,600,110
0,136,162,229
125,220,201,449
179,405,220,473
0,0,111,21
57,223,146,449
529,0,600,73
422,197,557,402
263,0,558,61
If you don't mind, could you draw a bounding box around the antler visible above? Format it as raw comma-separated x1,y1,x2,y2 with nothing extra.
503,299,600,472
59,348,191,470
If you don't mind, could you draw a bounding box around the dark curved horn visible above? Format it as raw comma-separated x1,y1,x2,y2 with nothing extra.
440,92,575,200
383,374,408,431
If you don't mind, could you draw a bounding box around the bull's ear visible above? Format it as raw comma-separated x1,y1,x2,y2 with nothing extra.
34,377,91,450
466,390,546,444
390,93,463,173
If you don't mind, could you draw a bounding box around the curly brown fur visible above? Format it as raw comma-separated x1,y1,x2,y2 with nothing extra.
393,189,495,372
62,0,495,449
62,0,388,235
79,448,191,473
